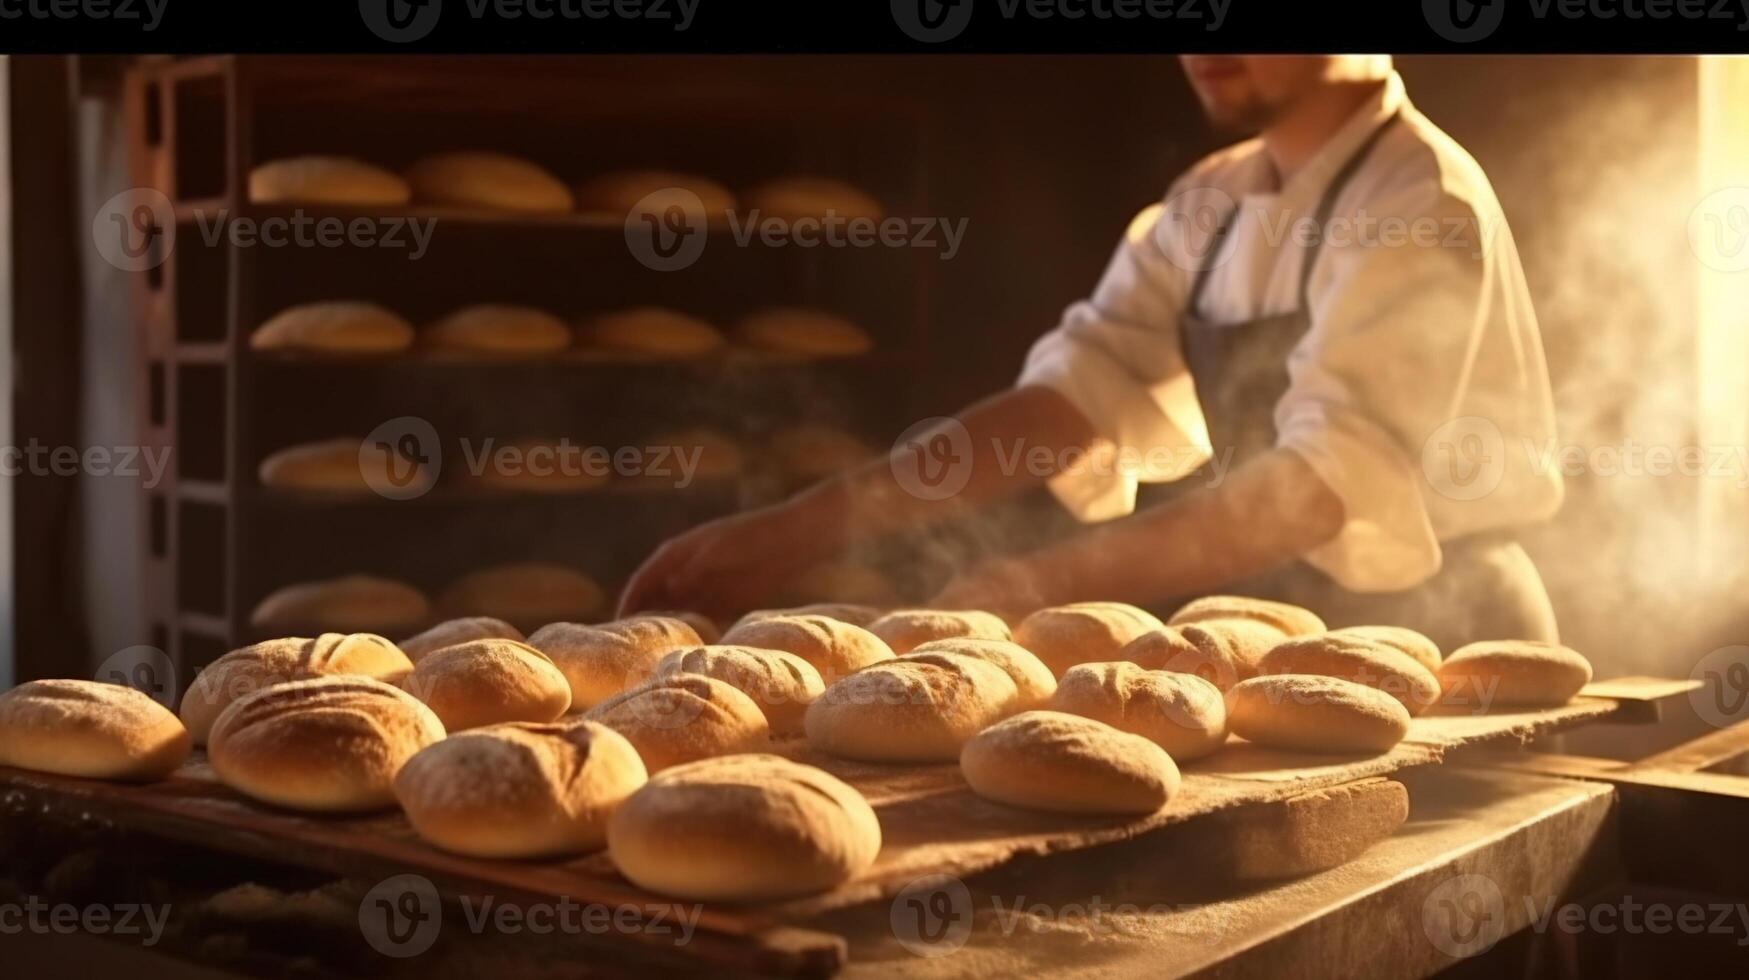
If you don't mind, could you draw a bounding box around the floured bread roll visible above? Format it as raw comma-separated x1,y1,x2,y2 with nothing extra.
1121,625,1246,691
404,151,574,213
1260,634,1440,715
396,720,646,858
732,308,873,358
259,438,432,494
1438,640,1592,708
421,305,571,356
961,710,1180,816
804,653,1016,762
1226,675,1409,754
731,603,884,630
248,156,411,206
467,438,611,494
439,562,605,632
633,610,721,644
1013,602,1166,678
780,561,899,608
1049,662,1227,761
0,680,190,781
769,424,875,484
869,609,1012,655
720,614,894,683
1169,596,1327,638
641,428,745,483
607,754,879,901
179,633,413,744
574,170,737,223
908,638,1057,708
249,575,430,637
1332,625,1442,675
654,645,823,736
746,176,883,222
527,616,704,708
249,301,414,354
400,639,572,731
587,674,769,772
208,676,445,812
576,307,726,358
400,617,525,662
1191,618,1286,677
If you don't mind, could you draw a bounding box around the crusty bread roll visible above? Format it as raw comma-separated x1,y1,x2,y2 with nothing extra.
745,176,883,223
1226,675,1409,754
400,639,572,731
249,575,431,637
259,437,433,495
1013,602,1166,678
248,156,411,206
586,674,769,772
1120,625,1246,691
438,562,606,633
576,307,726,359
399,617,525,662
1332,625,1442,675
467,438,611,494
1169,596,1327,638
640,428,745,483
404,151,574,213
768,424,875,484
0,679,190,781
574,170,737,223
1049,662,1227,761
719,614,894,683
869,609,1012,655
1215,777,1409,881
634,610,720,644
1260,634,1440,716
732,308,873,358
421,305,571,356
1192,618,1287,677
961,710,1180,816
208,676,445,812
804,653,1016,762
607,754,879,901
730,603,885,630
907,638,1057,708
249,301,414,354
396,720,646,858
653,645,823,736
1438,640,1592,708
179,633,414,745
527,616,704,709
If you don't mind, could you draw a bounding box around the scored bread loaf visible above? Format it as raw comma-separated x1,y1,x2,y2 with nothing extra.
804,652,1017,762
576,307,726,359
607,754,879,901
632,610,721,644
438,562,606,632
421,304,571,356
907,638,1057,708
0,679,190,781
574,170,737,223
1120,625,1246,691
1048,662,1228,761
249,301,414,354
719,614,895,684
249,575,431,637
1438,640,1592,709
395,720,646,858
248,156,410,206
1226,675,1409,754
179,633,414,744
653,645,823,736
730,603,885,630
731,308,873,358
208,676,445,812
1013,602,1167,678
404,151,574,213
1168,596,1327,638
960,710,1180,816
259,437,434,495
527,616,704,709
399,639,572,731
868,609,1011,655
586,673,769,772
1259,634,1441,716
745,176,883,223
399,616,525,662
1331,625,1442,675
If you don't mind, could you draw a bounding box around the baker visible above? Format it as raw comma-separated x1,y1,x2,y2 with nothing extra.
621,55,1564,650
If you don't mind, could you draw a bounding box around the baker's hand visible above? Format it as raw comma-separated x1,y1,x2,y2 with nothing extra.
930,556,1060,620
617,503,829,622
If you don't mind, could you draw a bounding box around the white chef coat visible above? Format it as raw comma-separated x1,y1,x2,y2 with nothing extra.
1018,71,1563,593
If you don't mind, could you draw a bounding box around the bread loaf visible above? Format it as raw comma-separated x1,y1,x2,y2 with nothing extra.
607,754,879,901
0,679,190,781
404,151,574,213
1168,596,1326,638
248,156,410,206
399,617,525,662
907,638,1057,708
1120,625,1246,691
421,305,571,356
720,614,894,683
1259,633,1441,715
249,301,414,354
1331,625,1442,675
395,720,646,858
249,576,431,637
633,610,721,644
745,176,883,223
1013,602,1166,677
730,603,885,630
259,438,433,495
1225,675,1409,754
1049,662,1228,761
586,674,769,772
1438,640,1592,708
400,639,572,731
869,609,1011,655
768,424,875,484
732,308,873,357
179,633,414,744
804,653,1016,762
527,616,704,708
641,428,745,482
438,562,606,632
574,170,737,223
653,645,823,736
960,710,1180,815
576,307,726,358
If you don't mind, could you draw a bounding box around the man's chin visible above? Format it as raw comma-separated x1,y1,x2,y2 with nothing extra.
1201,102,1272,136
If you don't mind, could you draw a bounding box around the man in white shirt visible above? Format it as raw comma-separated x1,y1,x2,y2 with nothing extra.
621,55,1564,648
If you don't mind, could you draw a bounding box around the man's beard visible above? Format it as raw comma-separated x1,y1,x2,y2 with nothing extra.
1201,96,1282,136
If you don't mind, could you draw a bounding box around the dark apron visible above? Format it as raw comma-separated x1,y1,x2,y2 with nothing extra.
1165,111,1558,650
